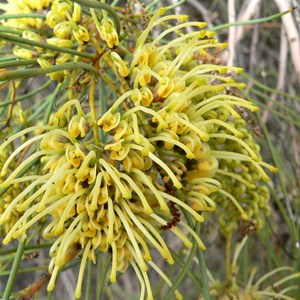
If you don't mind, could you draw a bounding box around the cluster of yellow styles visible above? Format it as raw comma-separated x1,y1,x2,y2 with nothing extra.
0,0,277,299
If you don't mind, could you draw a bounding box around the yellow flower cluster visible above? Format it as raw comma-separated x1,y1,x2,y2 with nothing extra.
1,0,119,82
0,98,196,299
0,0,52,29
0,3,277,299
210,119,271,235
46,1,89,44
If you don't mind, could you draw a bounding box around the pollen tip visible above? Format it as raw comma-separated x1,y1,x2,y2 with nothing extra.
160,204,169,212
107,236,114,244
251,106,260,112
199,22,207,28
205,31,215,38
186,153,195,159
263,176,270,182
184,240,193,248
271,167,279,173
109,275,117,283
74,290,81,299
167,256,174,264
144,207,153,214
123,191,132,199
175,291,183,300
0,170,7,177
174,182,182,189
144,254,152,261
3,236,11,245
47,283,54,292
158,7,166,15
196,215,205,222
181,15,188,22
241,213,249,220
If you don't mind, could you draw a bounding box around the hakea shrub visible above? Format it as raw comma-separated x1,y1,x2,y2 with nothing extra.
0,1,277,299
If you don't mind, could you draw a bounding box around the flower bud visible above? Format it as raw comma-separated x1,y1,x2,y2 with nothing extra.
46,37,73,48
52,0,72,17
13,48,34,59
111,52,129,77
73,25,90,44
54,21,72,39
99,18,119,48
37,58,52,69
68,115,90,138
97,112,121,132
72,3,81,22
46,11,64,28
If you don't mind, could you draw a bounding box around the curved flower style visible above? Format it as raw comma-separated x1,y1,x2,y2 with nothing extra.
0,4,277,300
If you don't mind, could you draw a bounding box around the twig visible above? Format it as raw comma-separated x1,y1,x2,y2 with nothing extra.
186,0,216,31
262,26,288,122
169,0,182,15
226,0,236,66
273,0,300,83
248,8,261,78
211,8,294,31
236,0,262,44
291,0,300,33
2,236,27,300
291,125,300,176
